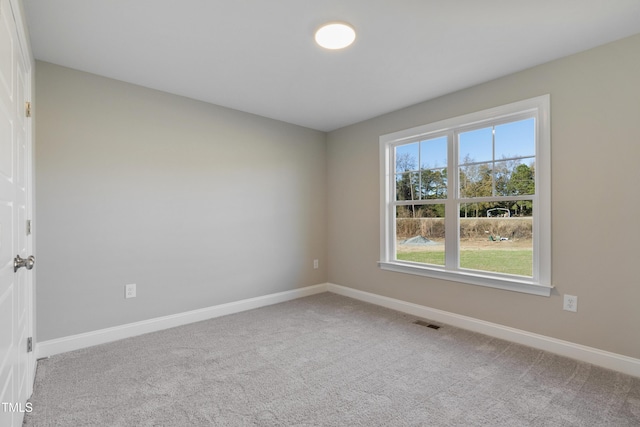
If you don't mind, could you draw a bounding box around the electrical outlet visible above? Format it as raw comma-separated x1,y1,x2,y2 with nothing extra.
563,294,577,312
125,283,136,299
313,259,319,269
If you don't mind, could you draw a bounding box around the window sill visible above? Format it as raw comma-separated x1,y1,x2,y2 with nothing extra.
378,261,552,296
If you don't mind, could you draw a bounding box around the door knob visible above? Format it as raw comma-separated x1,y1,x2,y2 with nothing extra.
14,255,35,273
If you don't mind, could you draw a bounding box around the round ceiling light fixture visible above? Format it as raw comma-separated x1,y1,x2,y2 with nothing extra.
314,22,356,50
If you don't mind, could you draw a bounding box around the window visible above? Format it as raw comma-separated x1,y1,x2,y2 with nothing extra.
379,95,551,296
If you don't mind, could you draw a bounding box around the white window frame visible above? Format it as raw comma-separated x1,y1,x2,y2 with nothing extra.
379,95,552,296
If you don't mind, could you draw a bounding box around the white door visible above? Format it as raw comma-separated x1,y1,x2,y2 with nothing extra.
0,0,34,425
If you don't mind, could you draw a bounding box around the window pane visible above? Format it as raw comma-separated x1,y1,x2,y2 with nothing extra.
396,142,419,173
396,205,445,266
495,118,535,160
495,160,535,196
459,201,533,277
493,161,511,196
420,136,447,169
459,126,493,164
459,162,493,198
396,172,420,201
421,168,447,199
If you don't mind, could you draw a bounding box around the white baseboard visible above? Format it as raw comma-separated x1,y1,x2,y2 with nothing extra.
36,282,640,378
326,283,640,378
36,284,329,359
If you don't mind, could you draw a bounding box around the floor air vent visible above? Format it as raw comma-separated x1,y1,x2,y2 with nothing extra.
414,320,441,330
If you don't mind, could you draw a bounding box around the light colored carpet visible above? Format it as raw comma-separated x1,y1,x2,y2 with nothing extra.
24,293,640,426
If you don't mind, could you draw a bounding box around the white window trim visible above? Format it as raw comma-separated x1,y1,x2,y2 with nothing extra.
379,95,552,297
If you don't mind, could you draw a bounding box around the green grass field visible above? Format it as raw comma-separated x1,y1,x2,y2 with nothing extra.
396,250,532,276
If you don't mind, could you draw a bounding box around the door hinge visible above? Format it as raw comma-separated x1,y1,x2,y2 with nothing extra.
25,101,31,118
27,337,32,353
26,219,31,236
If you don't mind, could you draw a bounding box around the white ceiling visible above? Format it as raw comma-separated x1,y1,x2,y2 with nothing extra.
24,0,640,132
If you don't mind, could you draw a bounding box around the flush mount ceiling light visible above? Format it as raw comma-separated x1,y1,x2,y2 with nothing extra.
314,22,356,50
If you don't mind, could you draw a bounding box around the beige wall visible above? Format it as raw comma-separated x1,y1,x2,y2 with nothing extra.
327,34,640,359
35,61,327,341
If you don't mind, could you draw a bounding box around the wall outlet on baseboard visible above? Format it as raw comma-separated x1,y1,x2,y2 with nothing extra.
563,294,577,312
125,283,136,299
